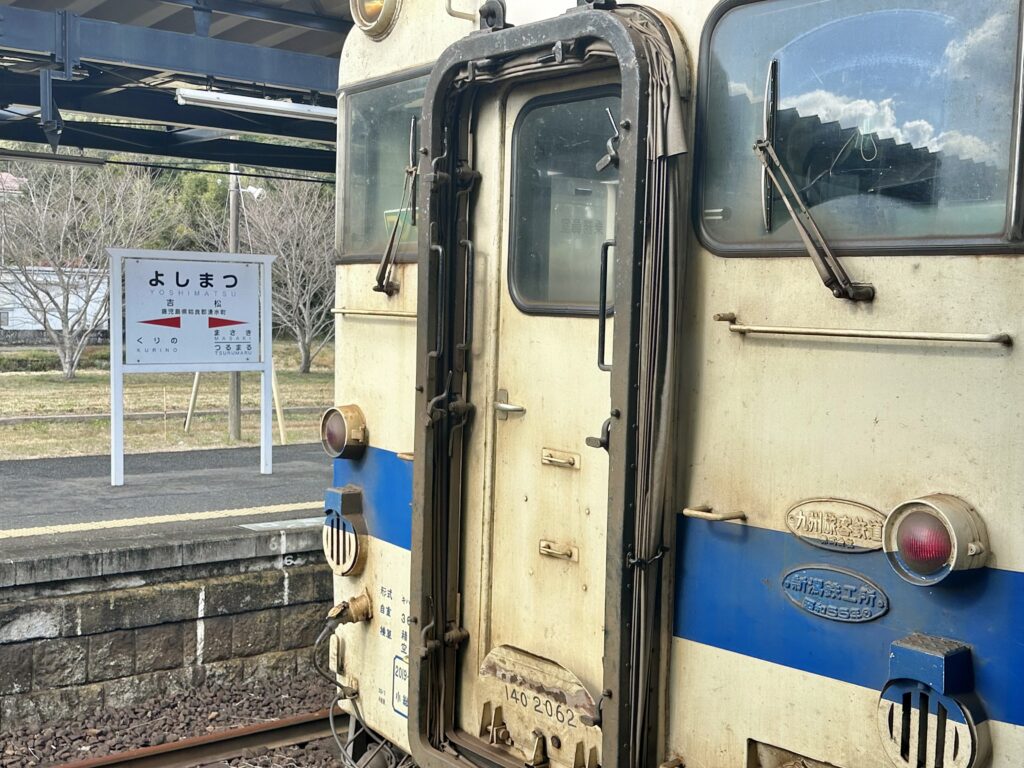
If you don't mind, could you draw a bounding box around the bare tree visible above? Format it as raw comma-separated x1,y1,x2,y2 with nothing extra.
185,176,335,373
0,163,176,378
242,180,336,373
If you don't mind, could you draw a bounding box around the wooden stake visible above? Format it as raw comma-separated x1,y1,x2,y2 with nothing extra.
271,360,287,445
184,372,201,433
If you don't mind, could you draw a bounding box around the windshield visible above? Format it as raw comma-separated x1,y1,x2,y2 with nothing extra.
701,0,1019,248
341,74,428,256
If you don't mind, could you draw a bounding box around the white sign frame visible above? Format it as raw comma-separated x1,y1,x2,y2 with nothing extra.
108,249,276,486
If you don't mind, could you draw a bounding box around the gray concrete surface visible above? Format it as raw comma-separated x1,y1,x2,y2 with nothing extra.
0,444,332,561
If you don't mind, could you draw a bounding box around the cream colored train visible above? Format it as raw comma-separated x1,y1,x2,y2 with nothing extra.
318,1,1024,766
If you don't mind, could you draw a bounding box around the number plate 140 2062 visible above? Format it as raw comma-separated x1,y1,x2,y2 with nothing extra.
505,685,578,728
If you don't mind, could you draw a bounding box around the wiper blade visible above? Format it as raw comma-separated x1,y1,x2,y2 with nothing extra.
755,58,874,303
761,58,778,232
754,136,875,303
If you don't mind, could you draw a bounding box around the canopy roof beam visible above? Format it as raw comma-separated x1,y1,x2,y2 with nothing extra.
0,5,339,94
0,118,335,172
156,0,351,35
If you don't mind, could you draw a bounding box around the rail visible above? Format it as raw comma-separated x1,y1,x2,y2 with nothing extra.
56,708,340,768
714,313,1013,347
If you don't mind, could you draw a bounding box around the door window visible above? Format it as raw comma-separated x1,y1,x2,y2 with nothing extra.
510,91,620,313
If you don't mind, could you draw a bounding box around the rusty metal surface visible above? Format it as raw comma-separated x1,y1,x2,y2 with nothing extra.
54,708,340,768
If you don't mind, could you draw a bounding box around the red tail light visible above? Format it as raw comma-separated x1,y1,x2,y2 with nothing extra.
883,495,989,586
896,512,952,575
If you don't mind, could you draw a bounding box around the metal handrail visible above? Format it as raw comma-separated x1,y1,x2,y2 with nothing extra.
598,239,615,371
445,0,476,22
682,506,747,523
333,308,416,318
714,313,1012,347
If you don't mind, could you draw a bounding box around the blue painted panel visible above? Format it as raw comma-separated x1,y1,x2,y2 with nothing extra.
672,519,1024,726
329,447,413,551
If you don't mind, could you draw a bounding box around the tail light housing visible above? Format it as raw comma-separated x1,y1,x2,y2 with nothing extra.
320,404,368,459
883,495,988,585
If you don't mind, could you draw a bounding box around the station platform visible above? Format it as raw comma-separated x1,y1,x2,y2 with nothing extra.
0,444,337,733
0,443,332,587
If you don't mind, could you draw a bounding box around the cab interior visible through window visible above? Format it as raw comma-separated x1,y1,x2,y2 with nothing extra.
510,89,620,314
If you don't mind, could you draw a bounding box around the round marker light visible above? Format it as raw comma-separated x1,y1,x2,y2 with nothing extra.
882,495,989,585
320,404,368,459
360,1,384,22
322,410,348,455
895,511,953,575
350,0,399,38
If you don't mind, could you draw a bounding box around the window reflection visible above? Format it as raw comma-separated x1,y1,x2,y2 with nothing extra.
511,92,620,311
702,0,1018,246
343,75,428,255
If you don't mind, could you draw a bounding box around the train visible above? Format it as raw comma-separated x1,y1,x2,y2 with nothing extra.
317,1,1024,766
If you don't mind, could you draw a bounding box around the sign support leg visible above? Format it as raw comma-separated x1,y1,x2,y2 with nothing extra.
260,257,273,475
110,254,124,486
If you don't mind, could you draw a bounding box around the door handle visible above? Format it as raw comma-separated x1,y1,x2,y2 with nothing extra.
494,389,525,420
539,539,578,561
494,402,526,414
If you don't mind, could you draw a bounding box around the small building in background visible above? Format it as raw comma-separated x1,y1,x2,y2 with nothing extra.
0,266,108,344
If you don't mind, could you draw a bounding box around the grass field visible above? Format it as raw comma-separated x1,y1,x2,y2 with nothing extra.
0,343,334,461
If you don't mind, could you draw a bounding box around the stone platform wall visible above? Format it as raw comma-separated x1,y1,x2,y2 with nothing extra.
0,524,333,732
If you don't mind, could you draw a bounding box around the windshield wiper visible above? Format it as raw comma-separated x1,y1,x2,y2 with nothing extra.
374,116,420,296
754,60,875,303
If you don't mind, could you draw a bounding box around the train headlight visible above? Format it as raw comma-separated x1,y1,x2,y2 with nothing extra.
883,495,988,585
351,0,400,38
320,404,368,459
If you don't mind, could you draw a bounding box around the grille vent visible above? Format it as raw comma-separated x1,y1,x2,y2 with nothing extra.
878,684,977,768
322,510,363,576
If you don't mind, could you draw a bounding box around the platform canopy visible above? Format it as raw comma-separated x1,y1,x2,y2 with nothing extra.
0,1,349,172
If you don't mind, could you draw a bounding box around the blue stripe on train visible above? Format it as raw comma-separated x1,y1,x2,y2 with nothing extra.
326,447,1023,727
331,447,413,551
673,517,1024,726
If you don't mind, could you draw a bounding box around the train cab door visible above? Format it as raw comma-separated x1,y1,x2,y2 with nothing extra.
412,9,688,768
461,77,619,763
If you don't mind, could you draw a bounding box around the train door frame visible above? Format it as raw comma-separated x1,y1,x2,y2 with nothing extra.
410,6,690,768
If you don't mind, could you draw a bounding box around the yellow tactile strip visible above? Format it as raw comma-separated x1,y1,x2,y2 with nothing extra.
0,501,323,540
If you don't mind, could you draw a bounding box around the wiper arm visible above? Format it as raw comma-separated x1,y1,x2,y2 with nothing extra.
755,58,874,303
754,137,875,302
374,116,420,296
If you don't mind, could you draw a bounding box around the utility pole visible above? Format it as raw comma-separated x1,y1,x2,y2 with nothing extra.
228,163,242,440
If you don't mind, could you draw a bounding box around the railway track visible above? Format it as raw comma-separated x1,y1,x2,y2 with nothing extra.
54,707,342,768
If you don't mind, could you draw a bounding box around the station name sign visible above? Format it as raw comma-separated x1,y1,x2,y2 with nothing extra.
124,257,261,366
108,249,276,486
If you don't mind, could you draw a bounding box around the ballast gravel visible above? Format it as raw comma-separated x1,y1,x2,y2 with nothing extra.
0,665,343,767
203,739,343,767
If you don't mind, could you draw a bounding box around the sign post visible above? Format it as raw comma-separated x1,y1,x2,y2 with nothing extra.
108,249,276,486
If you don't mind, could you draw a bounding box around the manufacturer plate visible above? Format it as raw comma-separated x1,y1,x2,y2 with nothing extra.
786,498,885,553
782,565,889,623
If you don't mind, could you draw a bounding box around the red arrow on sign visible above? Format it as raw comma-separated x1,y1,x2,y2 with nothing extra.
209,317,247,328
140,317,181,328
